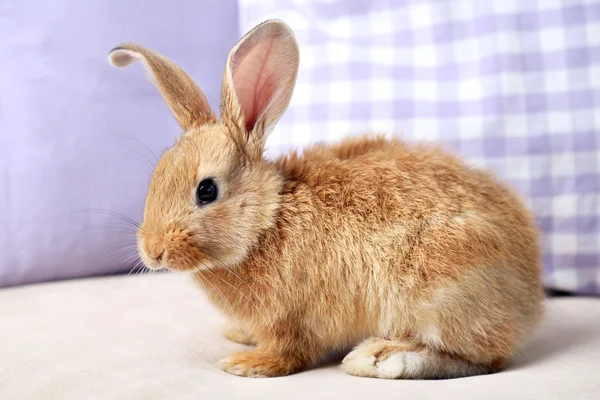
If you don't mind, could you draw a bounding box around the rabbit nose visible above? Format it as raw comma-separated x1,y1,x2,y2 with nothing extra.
145,237,165,261
150,250,164,262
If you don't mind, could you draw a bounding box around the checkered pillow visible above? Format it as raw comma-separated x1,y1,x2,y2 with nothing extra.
239,0,600,295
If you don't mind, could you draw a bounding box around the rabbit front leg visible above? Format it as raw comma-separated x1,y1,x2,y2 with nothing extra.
218,319,323,377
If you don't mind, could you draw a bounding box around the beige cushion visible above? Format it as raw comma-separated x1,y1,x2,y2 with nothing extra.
1,273,599,400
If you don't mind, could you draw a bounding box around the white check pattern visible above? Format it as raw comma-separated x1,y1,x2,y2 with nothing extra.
239,0,600,295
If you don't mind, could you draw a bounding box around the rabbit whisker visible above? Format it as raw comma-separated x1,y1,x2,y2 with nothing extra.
104,132,160,163
127,259,145,277
195,264,237,319
73,208,142,229
201,262,274,337
119,253,142,270
200,250,274,336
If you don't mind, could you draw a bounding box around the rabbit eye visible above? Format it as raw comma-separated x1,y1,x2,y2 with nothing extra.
196,178,218,205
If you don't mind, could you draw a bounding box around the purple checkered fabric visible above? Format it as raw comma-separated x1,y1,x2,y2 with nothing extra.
239,0,600,295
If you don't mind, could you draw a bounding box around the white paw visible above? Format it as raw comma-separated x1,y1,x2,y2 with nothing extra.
341,345,423,379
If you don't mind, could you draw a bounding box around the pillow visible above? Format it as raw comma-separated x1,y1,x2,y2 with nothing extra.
239,0,600,294
0,0,239,287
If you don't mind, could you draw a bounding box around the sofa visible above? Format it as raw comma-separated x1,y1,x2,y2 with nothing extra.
1,1,598,399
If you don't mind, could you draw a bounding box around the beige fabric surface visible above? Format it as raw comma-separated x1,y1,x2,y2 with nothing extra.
1,273,599,400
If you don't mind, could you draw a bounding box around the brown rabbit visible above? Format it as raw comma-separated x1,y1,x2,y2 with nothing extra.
109,20,544,379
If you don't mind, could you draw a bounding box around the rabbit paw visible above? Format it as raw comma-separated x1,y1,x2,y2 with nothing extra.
219,350,300,378
341,337,492,379
341,338,422,379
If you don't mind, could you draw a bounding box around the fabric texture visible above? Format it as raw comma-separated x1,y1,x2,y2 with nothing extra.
0,273,599,400
0,0,238,287
238,0,600,294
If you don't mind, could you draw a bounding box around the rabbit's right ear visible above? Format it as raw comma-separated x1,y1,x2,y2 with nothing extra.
108,43,215,131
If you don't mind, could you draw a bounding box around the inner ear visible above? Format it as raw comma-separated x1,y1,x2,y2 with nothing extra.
223,21,299,140
231,38,280,134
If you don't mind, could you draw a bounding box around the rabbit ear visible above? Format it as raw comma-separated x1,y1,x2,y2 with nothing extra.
220,20,299,157
109,43,215,131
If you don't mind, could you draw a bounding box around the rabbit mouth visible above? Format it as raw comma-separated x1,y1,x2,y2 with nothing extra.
156,249,210,273
152,246,221,273
137,227,216,272
137,225,237,273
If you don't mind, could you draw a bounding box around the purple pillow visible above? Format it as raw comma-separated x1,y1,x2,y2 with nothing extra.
0,0,238,287
240,0,600,294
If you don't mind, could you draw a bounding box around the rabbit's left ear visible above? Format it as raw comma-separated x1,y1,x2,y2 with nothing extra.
220,20,300,158
109,43,216,131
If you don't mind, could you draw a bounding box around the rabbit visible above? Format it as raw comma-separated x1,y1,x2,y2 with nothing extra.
108,19,544,379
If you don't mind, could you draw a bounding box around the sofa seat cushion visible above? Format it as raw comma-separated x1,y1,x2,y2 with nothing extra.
1,273,598,399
